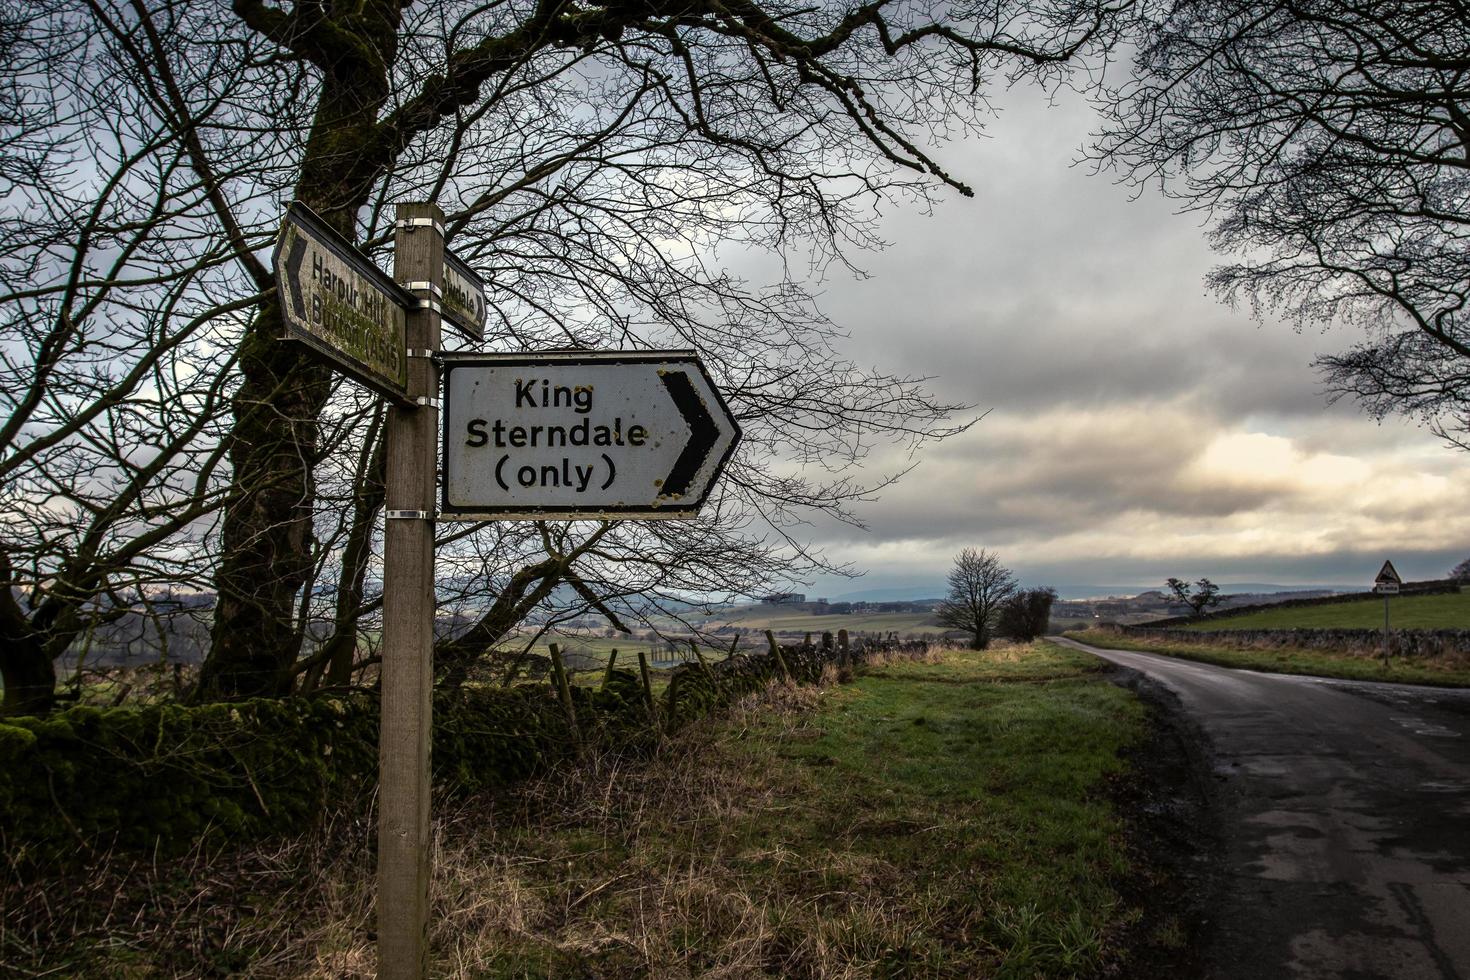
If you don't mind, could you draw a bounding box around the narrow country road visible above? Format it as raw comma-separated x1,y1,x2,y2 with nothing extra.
1055,636,1470,980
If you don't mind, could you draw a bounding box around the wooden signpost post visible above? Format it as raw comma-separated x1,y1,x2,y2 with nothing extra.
272,202,739,978
376,203,446,978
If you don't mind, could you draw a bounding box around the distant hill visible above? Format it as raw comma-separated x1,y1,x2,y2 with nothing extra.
829,585,946,603
833,582,1359,603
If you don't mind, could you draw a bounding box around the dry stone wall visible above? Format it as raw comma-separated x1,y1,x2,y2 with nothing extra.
0,632,928,874
1118,624,1470,659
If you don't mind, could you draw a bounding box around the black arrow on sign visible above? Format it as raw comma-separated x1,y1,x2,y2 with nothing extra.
284,228,309,323
659,370,720,498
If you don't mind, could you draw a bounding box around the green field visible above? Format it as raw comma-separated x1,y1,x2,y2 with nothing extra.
1183,591,1469,631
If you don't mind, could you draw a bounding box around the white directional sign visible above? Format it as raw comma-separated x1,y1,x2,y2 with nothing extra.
441,248,486,341
441,351,740,519
273,203,415,402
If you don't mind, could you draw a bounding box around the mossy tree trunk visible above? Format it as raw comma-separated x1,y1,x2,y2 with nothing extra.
199,9,404,700
0,549,57,716
0,635,55,717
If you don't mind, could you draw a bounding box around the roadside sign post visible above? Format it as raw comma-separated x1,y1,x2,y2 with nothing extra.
1384,595,1390,666
378,203,445,980
1373,560,1403,666
273,204,736,980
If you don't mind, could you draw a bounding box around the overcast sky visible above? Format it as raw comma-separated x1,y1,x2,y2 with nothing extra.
742,87,1469,598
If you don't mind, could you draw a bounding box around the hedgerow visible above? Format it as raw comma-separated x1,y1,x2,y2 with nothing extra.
0,635,922,872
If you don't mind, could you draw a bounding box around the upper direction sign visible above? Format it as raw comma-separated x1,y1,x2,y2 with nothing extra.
273,203,414,402
441,248,486,342
441,351,740,520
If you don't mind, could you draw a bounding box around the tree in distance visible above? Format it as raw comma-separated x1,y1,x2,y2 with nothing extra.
1452,558,1470,584
997,587,1059,642
937,549,1017,650
1091,0,1470,452
1166,577,1222,618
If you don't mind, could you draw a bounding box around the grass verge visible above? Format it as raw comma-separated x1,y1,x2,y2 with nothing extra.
5,642,1152,978
1068,629,1470,687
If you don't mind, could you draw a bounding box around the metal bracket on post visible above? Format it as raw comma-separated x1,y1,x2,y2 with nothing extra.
395,216,445,235
385,510,432,520
405,348,437,360
412,396,440,410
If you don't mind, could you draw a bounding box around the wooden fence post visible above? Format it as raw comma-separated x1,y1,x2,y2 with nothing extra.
549,643,580,747
636,651,658,724
602,649,619,689
764,629,790,682
838,629,849,667
689,640,714,680
501,653,525,687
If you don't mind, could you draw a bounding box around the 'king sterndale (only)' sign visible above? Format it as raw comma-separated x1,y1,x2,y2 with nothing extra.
442,351,740,519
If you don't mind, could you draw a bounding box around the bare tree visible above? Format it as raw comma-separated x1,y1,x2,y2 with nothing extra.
937,548,1017,649
1165,576,1221,617
2,0,1129,711
1091,0,1470,448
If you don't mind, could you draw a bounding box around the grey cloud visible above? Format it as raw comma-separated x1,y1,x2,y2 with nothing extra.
796,89,1368,425
820,407,1294,544
725,86,1469,593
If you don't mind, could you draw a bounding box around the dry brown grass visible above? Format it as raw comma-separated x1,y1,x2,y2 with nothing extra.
2,680,856,978
7,645,1138,978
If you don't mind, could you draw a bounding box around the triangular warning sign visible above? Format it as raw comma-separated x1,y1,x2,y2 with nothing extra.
1374,560,1402,586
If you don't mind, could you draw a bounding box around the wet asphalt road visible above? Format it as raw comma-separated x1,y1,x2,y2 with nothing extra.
1056,637,1470,980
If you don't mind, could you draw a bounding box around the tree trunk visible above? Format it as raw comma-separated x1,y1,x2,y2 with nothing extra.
199,38,400,699
326,419,387,686
0,635,56,717
0,550,57,715
200,298,331,699
436,562,565,694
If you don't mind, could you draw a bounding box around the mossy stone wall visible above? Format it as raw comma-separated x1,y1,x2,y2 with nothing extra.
1,636,920,872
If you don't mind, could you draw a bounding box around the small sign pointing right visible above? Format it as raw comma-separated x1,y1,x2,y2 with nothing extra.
440,350,740,520
441,247,486,341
